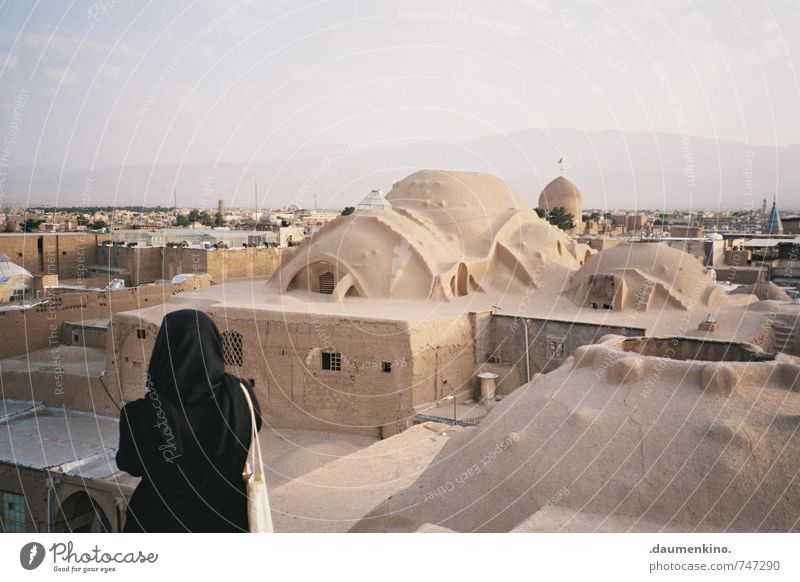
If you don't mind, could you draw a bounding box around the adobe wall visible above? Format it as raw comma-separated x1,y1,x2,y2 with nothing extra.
98,245,164,285
0,277,211,360
715,266,767,284
407,314,479,406
0,233,111,278
109,306,433,438
475,314,647,393
204,247,281,282
98,245,282,285
0,360,124,417
161,247,209,283
61,323,107,349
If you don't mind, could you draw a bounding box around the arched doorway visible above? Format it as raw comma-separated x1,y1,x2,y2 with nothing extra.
54,492,111,533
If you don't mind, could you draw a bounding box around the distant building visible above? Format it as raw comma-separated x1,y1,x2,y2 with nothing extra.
0,252,33,302
781,216,800,235
764,199,783,234
357,189,392,211
538,176,583,234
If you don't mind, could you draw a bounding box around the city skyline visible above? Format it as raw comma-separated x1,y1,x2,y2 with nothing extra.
2,1,800,210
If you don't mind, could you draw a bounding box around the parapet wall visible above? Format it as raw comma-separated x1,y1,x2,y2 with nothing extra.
97,245,282,285
109,306,479,438
474,313,647,393
0,233,112,278
0,276,211,360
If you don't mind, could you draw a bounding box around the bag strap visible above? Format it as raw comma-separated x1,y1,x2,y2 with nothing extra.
239,383,265,479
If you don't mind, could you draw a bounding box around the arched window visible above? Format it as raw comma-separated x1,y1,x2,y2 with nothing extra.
54,492,111,533
221,330,244,367
450,263,469,297
319,271,335,294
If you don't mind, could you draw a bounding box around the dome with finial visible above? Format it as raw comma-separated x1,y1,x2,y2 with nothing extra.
538,176,584,224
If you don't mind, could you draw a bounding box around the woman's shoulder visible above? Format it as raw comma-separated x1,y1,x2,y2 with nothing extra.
120,396,156,423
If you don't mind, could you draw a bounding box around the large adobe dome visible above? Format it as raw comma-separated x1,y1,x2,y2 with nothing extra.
538,176,584,221
274,170,583,301
387,170,528,212
566,242,729,311
354,335,800,532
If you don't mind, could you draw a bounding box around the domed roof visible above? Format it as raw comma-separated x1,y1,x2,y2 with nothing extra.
274,170,581,302
386,170,528,212
0,252,32,284
567,242,724,310
538,176,584,217
731,282,791,301
354,334,800,532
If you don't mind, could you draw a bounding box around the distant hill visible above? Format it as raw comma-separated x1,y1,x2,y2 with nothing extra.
4,128,798,211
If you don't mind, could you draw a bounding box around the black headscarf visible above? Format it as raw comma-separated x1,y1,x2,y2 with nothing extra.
146,309,251,458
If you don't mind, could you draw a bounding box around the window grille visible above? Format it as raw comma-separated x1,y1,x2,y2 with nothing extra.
222,330,244,367
1,491,26,532
319,272,335,294
322,351,341,371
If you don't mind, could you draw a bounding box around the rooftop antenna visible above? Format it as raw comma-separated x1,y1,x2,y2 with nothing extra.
254,178,258,235
314,193,318,212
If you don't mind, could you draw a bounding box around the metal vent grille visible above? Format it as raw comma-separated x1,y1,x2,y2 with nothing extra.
319,272,335,294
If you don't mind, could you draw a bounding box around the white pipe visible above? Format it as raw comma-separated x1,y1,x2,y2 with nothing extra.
46,477,53,533
524,320,531,383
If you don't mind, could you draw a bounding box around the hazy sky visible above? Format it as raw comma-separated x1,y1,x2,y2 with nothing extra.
1,0,798,174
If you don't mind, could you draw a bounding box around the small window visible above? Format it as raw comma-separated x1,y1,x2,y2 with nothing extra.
136,329,147,339
1,491,27,532
61,251,67,255
319,272,335,294
382,361,392,373
322,351,341,371
73,333,79,343
221,330,244,367
547,339,565,359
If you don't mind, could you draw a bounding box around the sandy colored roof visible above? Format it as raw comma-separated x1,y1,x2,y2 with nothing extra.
353,335,800,532
269,422,452,532
538,175,584,218
730,282,791,301
274,169,581,302
567,242,725,311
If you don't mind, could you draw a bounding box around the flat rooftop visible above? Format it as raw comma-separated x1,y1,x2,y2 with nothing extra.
0,346,105,376
115,278,787,346
0,399,120,479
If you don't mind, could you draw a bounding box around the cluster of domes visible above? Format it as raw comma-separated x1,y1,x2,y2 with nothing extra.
273,170,748,315
275,170,582,301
